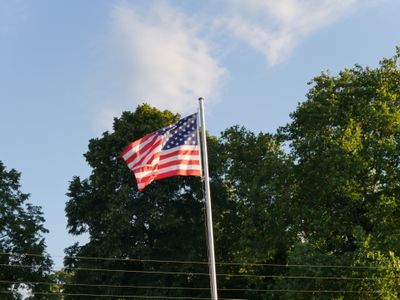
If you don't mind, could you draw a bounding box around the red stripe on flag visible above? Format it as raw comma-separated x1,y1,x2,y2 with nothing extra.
158,159,200,169
123,135,161,165
128,140,162,168
133,159,200,175
121,133,155,157
121,113,201,191
154,169,202,181
135,168,202,191
159,149,200,160
134,163,201,181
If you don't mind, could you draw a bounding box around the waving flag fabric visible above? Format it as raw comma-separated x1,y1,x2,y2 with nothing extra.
121,113,202,191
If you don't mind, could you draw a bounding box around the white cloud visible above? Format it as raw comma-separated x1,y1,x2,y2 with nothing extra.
90,0,373,131
93,2,226,132
218,0,361,65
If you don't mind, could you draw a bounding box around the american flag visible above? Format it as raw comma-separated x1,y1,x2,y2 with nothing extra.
121,113,202,191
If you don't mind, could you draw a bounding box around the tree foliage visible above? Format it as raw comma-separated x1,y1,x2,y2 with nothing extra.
64,105,211,298
64,49,400,299
280,48,400,299
64,104,291,299
214,126,294,299
0,161,54,299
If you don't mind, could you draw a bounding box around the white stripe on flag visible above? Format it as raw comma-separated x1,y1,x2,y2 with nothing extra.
160,145,199,155
135,164,201,179
158,154,200,165
122,134,159,161
128,136,163,169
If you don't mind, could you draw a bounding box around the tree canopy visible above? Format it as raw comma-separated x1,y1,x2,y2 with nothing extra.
280,48,400,299
64,105,212,298
63,49,400,299
0,161,53,299
64,105,291,299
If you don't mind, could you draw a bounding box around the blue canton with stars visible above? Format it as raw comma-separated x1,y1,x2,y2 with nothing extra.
157,113,198,150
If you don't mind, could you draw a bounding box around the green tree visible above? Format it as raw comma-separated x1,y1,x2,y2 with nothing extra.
279,48,400,299
64,105,212,299
64,104,293,299
49,270,73,299
0,161,54,299
213,126,295,299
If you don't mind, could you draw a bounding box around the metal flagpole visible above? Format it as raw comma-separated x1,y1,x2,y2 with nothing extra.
198,97,218,300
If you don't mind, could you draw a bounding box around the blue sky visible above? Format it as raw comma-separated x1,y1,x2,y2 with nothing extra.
1,0,400,269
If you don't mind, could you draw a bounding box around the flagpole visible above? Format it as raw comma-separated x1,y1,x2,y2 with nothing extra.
198,97,218,300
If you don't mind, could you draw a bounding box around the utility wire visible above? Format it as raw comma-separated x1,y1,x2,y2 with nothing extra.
0,279,210,292
0,288,386,296
0,279,387,294
0,263,209,277
0,251,380,270
0,291,215,299
0,263,389,281
0,251,206,265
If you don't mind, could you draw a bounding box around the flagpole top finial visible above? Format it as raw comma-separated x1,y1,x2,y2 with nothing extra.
198,97,204,101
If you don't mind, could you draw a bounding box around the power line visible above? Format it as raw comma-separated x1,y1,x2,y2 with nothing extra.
0,288,386,297
0,251,208,265
0,251,380,270
219,261,378,270
218,273,381,281
0,279,210,292
0,263,389,281
0,279,387,294
0,291,214,299
0,263,209,277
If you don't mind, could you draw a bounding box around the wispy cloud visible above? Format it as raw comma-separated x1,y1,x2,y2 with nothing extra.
218,0,361,65
92,2,226,131
90,0,370,131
